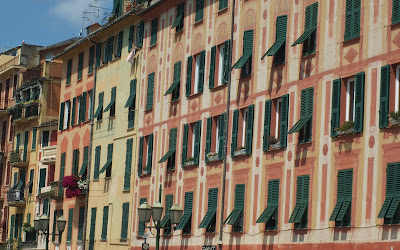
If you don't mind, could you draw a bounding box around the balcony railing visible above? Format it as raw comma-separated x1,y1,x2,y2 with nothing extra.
0,57,18,73
41,146,56,162
7,185,25,206
38,181,59,199
25,103,39,118
10,105,23,122
9,150,29,166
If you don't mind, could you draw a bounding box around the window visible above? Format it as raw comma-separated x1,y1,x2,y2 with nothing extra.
99,143,113,178
101,206,109,240
171,3,185,32
205,113,226,162
186,51,205,96
116,31,123,58
121,202,129,239
80,92,87,123
71,97,77,126
195,0,204,22
182,121,201,167
15,133,20,153
78,207,85,241
94,92,104,121
257,179,280,230
165,62,181,101
78,52,83,80
209,40,231,88
138,134,153,175
219,0,228,11
176,192,193,235
128,25,134,52
89,207,97,250
231,105,254,157
42,130,49,147
104,87,116,118
79,146,89,177
72,148,80,176
63,101,71,130
125,79,137,129
124,139,133,191
232,30,253,77
378,163,400,224
112,0,122,17
88,46,95,75
138,198,146,236
150,18,158,46
28,169,34,194
107,36,114,62
160,194,173,235
158,128,177,171
66,59,72,85
262,15,287,66
146,73,155,111
292,2,318,56
288,87,313,143
224,184,245,232
344,0,361,41
88,90,93,121
263,95,289,151
331,72,365,136
329,169,353,227
199,188,218,232
393,0,400,24
96,43,102,68
380,65,400,128
288,175,310,229
39,168,47,191
93,146,101,180
136,21,144,48
66,208,73,242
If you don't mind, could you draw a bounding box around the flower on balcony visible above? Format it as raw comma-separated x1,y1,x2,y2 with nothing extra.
77,179,88,190
65,188,82,198
62,175,77,189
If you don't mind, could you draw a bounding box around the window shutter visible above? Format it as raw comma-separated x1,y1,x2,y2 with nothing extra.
121,203,129,239
67,208,73,242
124,138,133,190
219,0,228,11
231,109,239,157
101,206,109,240
96,43,102,67
39,168,46,189
393,0,400,24
354,72,365,133
235,184,245,209
146,73,155,110
59,102,65,130
138,198,146,236
94,146,101,180
223,39,231,84
150,18,158,46
32,129,37,150
78,53,83,80
52,210,57,241
209,46,216,89
78,207,85,241
108,36,114,62
195,0,204,22
138,137,144,176
137,21,144,48
59,153,66,198
182,124,189,167
263,100,272,151
205,117,212,158
198,50,206,93
71,97,76,126
66,59,72,85
128,25,134,52
380,65,390,128
186,56,192,96
89,207,97,250
146,134,153,174
89,46,95,74
280,94,289,148
353,0,361,39
245,104,254,155
10,215,14,240
218,113,226,160
81,92,87,122
116,31,123,58
194,120,201,164
331,79,342,137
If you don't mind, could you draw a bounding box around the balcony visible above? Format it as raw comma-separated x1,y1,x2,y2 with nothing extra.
41,146,56,163
38,181,59,199
0,57,18,73
25,102,39,119
7,184,25,207
9,150,29,167
9,102,40,124
9,104,25,123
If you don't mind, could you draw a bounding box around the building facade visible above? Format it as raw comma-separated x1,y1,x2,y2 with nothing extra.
130,0,400,249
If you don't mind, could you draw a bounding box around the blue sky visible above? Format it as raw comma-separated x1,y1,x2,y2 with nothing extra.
0,0,113,52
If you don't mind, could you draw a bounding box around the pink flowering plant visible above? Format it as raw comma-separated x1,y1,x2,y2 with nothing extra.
62,175,80,198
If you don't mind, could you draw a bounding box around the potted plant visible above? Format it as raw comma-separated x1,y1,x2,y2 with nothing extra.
389,111,400,125
235,146,246,156
185,157,195,166
268,136,280,149
207,152,219,162
22,223,35,233
335,121,354,135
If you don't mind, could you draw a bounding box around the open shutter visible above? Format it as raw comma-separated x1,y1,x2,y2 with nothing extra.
280,94,289,148
380,65,390,128
263,100,272,151
124,138,133,190
71,97,76,126
209,46,216,89
96,43,102,67
223,39,231,84
194,120,201,164
94,146,101,180
231,110,239,157
128,26,134,52
186,56,192,96
59,102,65,130
138,137,144,176
393,0,400,24
147,134,153,174
198,50,205,93
67,208,73,242
182,124,189,167
218,113,226,160
137,21,144,48
379,164,395,218
354,72,365,133
121,203,129,239
331,79,342,137
245,105,254,155
205,117,212,158
101,206,109,240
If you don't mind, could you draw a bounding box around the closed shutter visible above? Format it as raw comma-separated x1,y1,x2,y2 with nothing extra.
354,72,365,133
380,65,390,128
335,169,353,222
182,124,189,167
59,153,66,198
94,146,101,180
81,92,87,122
108,36,114,62
89,208,97,250
146,73,155,110
194,120,201,164
218,113,226,160
39,168,46,189
52,210,57,242
219,0,228,11
121,203,129,239
150,18,158,46
379,164,396,218
205,117,212,159
138,198,147,236
128,26,134,52
195,0,204,22
263,100,272,151
198,50,205,93
137,21,144,48
78,53,83,80
280,94,289,148
186,56,192,96
96,43,102,67
393,0,400,24
71,97,76,126
89,46,95,74
235,184,245,208
223,39,231,84
10,215,14,240
32,129,37,150
245,105,254,155
78,207,85,241
101,206,109,240
66,59,72,85
344,0,361,41
116,31,123,58
231,110,239,157
67,208,73,242
331,79,342,137
59,102,65,130
138,137,144,176
209,46,216,89
124,138,133,190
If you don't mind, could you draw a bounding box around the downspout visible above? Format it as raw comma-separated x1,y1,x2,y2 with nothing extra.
82,38,98,250
218,0,236,248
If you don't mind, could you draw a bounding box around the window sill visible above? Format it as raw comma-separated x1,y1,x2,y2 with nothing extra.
96,119,103,123
194,19,203,27
140,172,151,178
127,126,135,132
218,7,228,15
123,189,130,193
302,51,316,58
184,160,197,167
87,72,94,77
166,167,175,172
343,36,360,45
175,29,184,36
206,154,221,163
187,91,202,99
210,83,227,92
149,42,157,48
298,140,312,145
171,98,180,104
77,78,82,83
233,148,247,157
104,177,111,180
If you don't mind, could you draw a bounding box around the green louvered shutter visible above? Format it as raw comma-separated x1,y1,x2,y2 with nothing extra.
89,208,97,250
96,43,102,67
186,56,192,96
59,153,66,198
205,117,212,159
59,102,65,130
219,0,228,11
67,208,73,242
223,39,231,84
336,169,353,223
393,0,400,24
280,94,289,148
182,124,189,167
137,21,144,48
124,138,133,190
150,18,158,46
235,184,245,208
116,31,123,58
128,25,134,52
94,146,101,180
231,110,239,157
198,50,205,93
354,72,365,133
147,134,153,174
23,131,28,162
209,46,216,89
138,137,144,176
52,210,57,241
138,198,146,236
101,206,109,240
81,92,87,122
15,133,20,152
78,207,85,241
245,105,254,155
378,164,396,218
195,0,204,22
78,53,83,80
344,0,360,41
218,113,226,160
108,36,114,61
331,79,342,137
263,100,272,151
121,203,129,239
146,73,155,110
71,97,76,126
10,215,14,240
380,65,390,128
32,129,37,150
89,46,95,74
66,59,72,85
194,120,201,164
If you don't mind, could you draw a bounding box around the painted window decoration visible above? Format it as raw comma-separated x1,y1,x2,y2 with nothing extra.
288,87,314,143
232,30,253,78
138,134,153,176
292,2,318,56
182,121,201,167
231,104,254,157
288,175,310,229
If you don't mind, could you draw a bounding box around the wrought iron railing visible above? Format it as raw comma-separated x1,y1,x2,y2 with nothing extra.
7,188,25,203
24,103,39,118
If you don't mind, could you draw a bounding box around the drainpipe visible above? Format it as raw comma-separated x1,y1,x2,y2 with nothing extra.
82,39,98,250
218,0,236,249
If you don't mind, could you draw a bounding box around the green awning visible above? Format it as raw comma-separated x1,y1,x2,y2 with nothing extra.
124,92,136,108
93,106,103,118
99,161,112,174
261,40,285,60
175,212,192,230
103,100,115,112
79,161,88,176
291,27,317,46
164,81,180,96
223,208,242,225
256,205,277,223
158,148,175,163
171,14,183,29
288,116,311,134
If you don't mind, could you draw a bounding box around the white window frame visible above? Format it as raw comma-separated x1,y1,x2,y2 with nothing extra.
77,97,81,122
275,98,282,140
215,117,220,153
395,65,400,112
218,44,225,86
345,78,356,122
88,90,93,119
63,102,70,129
242,109,247,148
194,55,200,94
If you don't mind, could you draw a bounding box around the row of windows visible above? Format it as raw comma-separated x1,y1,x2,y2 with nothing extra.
59,90,92,131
